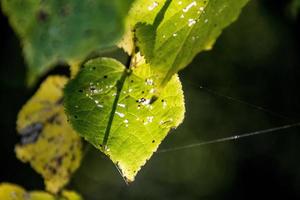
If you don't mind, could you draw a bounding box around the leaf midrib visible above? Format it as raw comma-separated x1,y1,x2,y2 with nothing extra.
158,0,210,86
102,69,129,149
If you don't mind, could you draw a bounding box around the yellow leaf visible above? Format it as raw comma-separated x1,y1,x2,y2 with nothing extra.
0,183,83,200
16,76,82,194
0,183,27,200
27,191,55,200
61,191,82,200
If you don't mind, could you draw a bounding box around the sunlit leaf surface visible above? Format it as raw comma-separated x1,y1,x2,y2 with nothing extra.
119,0,165,54
64,57,185,182
16,76,82,194
1,0,134,85
124,0,249,86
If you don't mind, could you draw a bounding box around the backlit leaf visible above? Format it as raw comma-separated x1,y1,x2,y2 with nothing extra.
16,76,82,194
119,0,166,54
1,0,134,85
131,0,249,86
64,57,185,182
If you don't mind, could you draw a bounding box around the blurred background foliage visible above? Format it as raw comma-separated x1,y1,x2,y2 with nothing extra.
1,0,300,199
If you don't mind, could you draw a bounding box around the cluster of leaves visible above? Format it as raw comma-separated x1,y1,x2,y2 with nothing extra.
1,0,249,197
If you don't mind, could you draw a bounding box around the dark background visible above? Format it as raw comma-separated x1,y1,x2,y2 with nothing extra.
1,0,300,199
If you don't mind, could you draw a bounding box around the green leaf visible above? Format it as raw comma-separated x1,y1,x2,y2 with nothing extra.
16,76,82,194
64,57,185,182
131,0,249,86
119,0,166,54
0,183,83,200
1,0,134,85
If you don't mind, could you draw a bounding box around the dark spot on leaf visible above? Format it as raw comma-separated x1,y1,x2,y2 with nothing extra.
55,98,64,105
71,154,76,161
37,10,49,22
150,95,158,104
48,165,57,175
47,137,55,143
104,75,108,79
74,115,78,119
19,123,43,145
152,140,155,143
47,113,59,124
55,156,63,167
78,89,83,93
137,98,146,103
90,86,96,91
